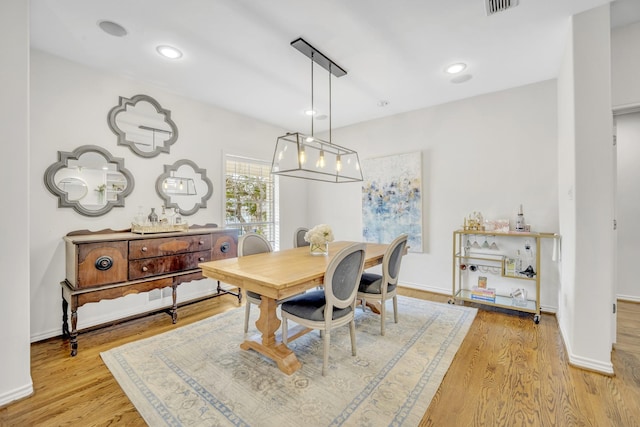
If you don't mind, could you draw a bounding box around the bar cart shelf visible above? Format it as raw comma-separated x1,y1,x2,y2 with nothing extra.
449,229,556,324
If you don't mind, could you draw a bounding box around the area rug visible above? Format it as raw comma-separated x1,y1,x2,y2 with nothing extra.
101,296,476,426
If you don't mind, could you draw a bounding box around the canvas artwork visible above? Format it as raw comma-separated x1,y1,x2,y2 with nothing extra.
362,152,422,252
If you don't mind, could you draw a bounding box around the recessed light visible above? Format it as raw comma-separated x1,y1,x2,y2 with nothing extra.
445,63,467,74
304,109,316,116
98,20,127,37
156,45,183,59
377,100,390,107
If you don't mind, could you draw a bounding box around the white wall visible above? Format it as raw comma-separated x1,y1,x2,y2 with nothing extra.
29,50,307,342
0,0,33,407
612,21,640,108
557,5,615,374
307,80,561,311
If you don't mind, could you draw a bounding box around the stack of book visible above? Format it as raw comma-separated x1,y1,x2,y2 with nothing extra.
470,286,496,302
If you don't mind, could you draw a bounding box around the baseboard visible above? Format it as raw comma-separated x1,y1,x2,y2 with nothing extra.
557,318,614,375
0,381,33,408
617,294,640,303
399,282,450,296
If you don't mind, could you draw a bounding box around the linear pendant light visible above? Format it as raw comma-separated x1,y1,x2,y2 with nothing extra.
271,38,363,183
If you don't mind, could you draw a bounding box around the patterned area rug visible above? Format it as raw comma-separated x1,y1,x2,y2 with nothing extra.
101,296,476,426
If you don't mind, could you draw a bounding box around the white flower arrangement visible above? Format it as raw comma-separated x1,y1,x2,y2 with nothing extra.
304,224,335,245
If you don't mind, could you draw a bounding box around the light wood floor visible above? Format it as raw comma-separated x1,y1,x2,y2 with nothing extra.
1,289,638,426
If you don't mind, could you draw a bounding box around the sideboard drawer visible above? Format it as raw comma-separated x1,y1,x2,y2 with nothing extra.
74,241,128,289
128,250,212,280
129,234,212,260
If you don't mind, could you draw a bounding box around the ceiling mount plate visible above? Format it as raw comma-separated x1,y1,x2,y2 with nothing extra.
291,38,347,78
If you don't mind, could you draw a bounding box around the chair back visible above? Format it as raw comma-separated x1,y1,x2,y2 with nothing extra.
383,234,408,288
324,243,366,311
238,233,273,257
294,227,310,248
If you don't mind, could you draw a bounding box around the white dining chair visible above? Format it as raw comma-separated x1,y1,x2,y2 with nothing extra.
281,243,366,376
358,233,408,335
238,233,273,333
293,227,310,248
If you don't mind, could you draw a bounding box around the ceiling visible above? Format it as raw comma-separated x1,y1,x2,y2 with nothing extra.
30,0,640,133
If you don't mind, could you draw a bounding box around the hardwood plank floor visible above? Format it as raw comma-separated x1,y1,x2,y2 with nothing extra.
1,290,638,426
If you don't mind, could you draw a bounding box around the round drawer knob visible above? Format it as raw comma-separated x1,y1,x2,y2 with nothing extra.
199,257,205,262
199,240,204,245
141,246,147,252
95,256,113,271
142,266,148,272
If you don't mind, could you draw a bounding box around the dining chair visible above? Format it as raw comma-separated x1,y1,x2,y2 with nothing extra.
293,227,309,248
281,243,366,376
238,232,273,333
358,233,408,336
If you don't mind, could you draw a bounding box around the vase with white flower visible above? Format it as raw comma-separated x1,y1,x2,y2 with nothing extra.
304,224,334,256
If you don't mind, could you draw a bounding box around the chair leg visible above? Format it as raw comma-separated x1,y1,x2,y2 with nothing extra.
349,320,357,356
380,299,386,336
244,302,251,333
323,331,330,376
360,297,367,312
393,295,398,323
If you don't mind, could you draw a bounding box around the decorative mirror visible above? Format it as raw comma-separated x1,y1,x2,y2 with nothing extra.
107,94,178,158
155,159,213,216
44,145,135,217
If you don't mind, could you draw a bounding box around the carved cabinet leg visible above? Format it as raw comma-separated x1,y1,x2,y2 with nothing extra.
62,294,69,338
171,284,178,324
70,308,78,357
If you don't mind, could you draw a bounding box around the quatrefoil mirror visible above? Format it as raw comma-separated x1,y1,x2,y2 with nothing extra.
155,159,213,216
44,145,134,216
107,94,178,158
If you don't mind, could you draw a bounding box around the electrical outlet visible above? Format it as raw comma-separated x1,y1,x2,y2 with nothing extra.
148,289,161,301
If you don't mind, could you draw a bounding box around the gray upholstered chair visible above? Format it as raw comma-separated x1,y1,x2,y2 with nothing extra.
238,233,273,333
281,243,366,376
293,227,310,248
358,233,408,335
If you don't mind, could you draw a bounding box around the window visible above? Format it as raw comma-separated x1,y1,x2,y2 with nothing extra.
224,155,279,249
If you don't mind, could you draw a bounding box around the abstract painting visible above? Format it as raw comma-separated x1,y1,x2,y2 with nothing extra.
362,152,422,252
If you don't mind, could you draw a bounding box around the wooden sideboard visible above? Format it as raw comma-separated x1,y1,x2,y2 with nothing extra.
61,224,239,356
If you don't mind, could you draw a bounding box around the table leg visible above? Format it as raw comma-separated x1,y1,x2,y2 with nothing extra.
240,296,302,375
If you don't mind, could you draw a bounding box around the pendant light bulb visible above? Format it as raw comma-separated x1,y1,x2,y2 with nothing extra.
318,149,326,168
299,144,306,165
336,154,342,172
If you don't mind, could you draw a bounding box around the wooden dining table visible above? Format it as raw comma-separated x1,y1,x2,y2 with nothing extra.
199,240,389,375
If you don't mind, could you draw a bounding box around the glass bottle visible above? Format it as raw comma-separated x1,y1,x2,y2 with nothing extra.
148,207,158,224
134,206,145,225
174,209,182,225
515,204,526,231
159,205,168,224
515,250,522,275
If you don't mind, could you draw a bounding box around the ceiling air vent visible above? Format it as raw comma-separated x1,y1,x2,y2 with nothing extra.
485,0,519,16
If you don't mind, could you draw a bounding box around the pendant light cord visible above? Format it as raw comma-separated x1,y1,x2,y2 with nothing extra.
329,64,332,144
310,53,314,137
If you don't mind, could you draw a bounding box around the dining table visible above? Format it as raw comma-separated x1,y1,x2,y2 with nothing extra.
199,240,389,375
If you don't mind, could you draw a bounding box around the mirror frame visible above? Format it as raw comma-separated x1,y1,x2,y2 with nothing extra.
44,145,135,217
155,159,213,216
107,94,178,158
